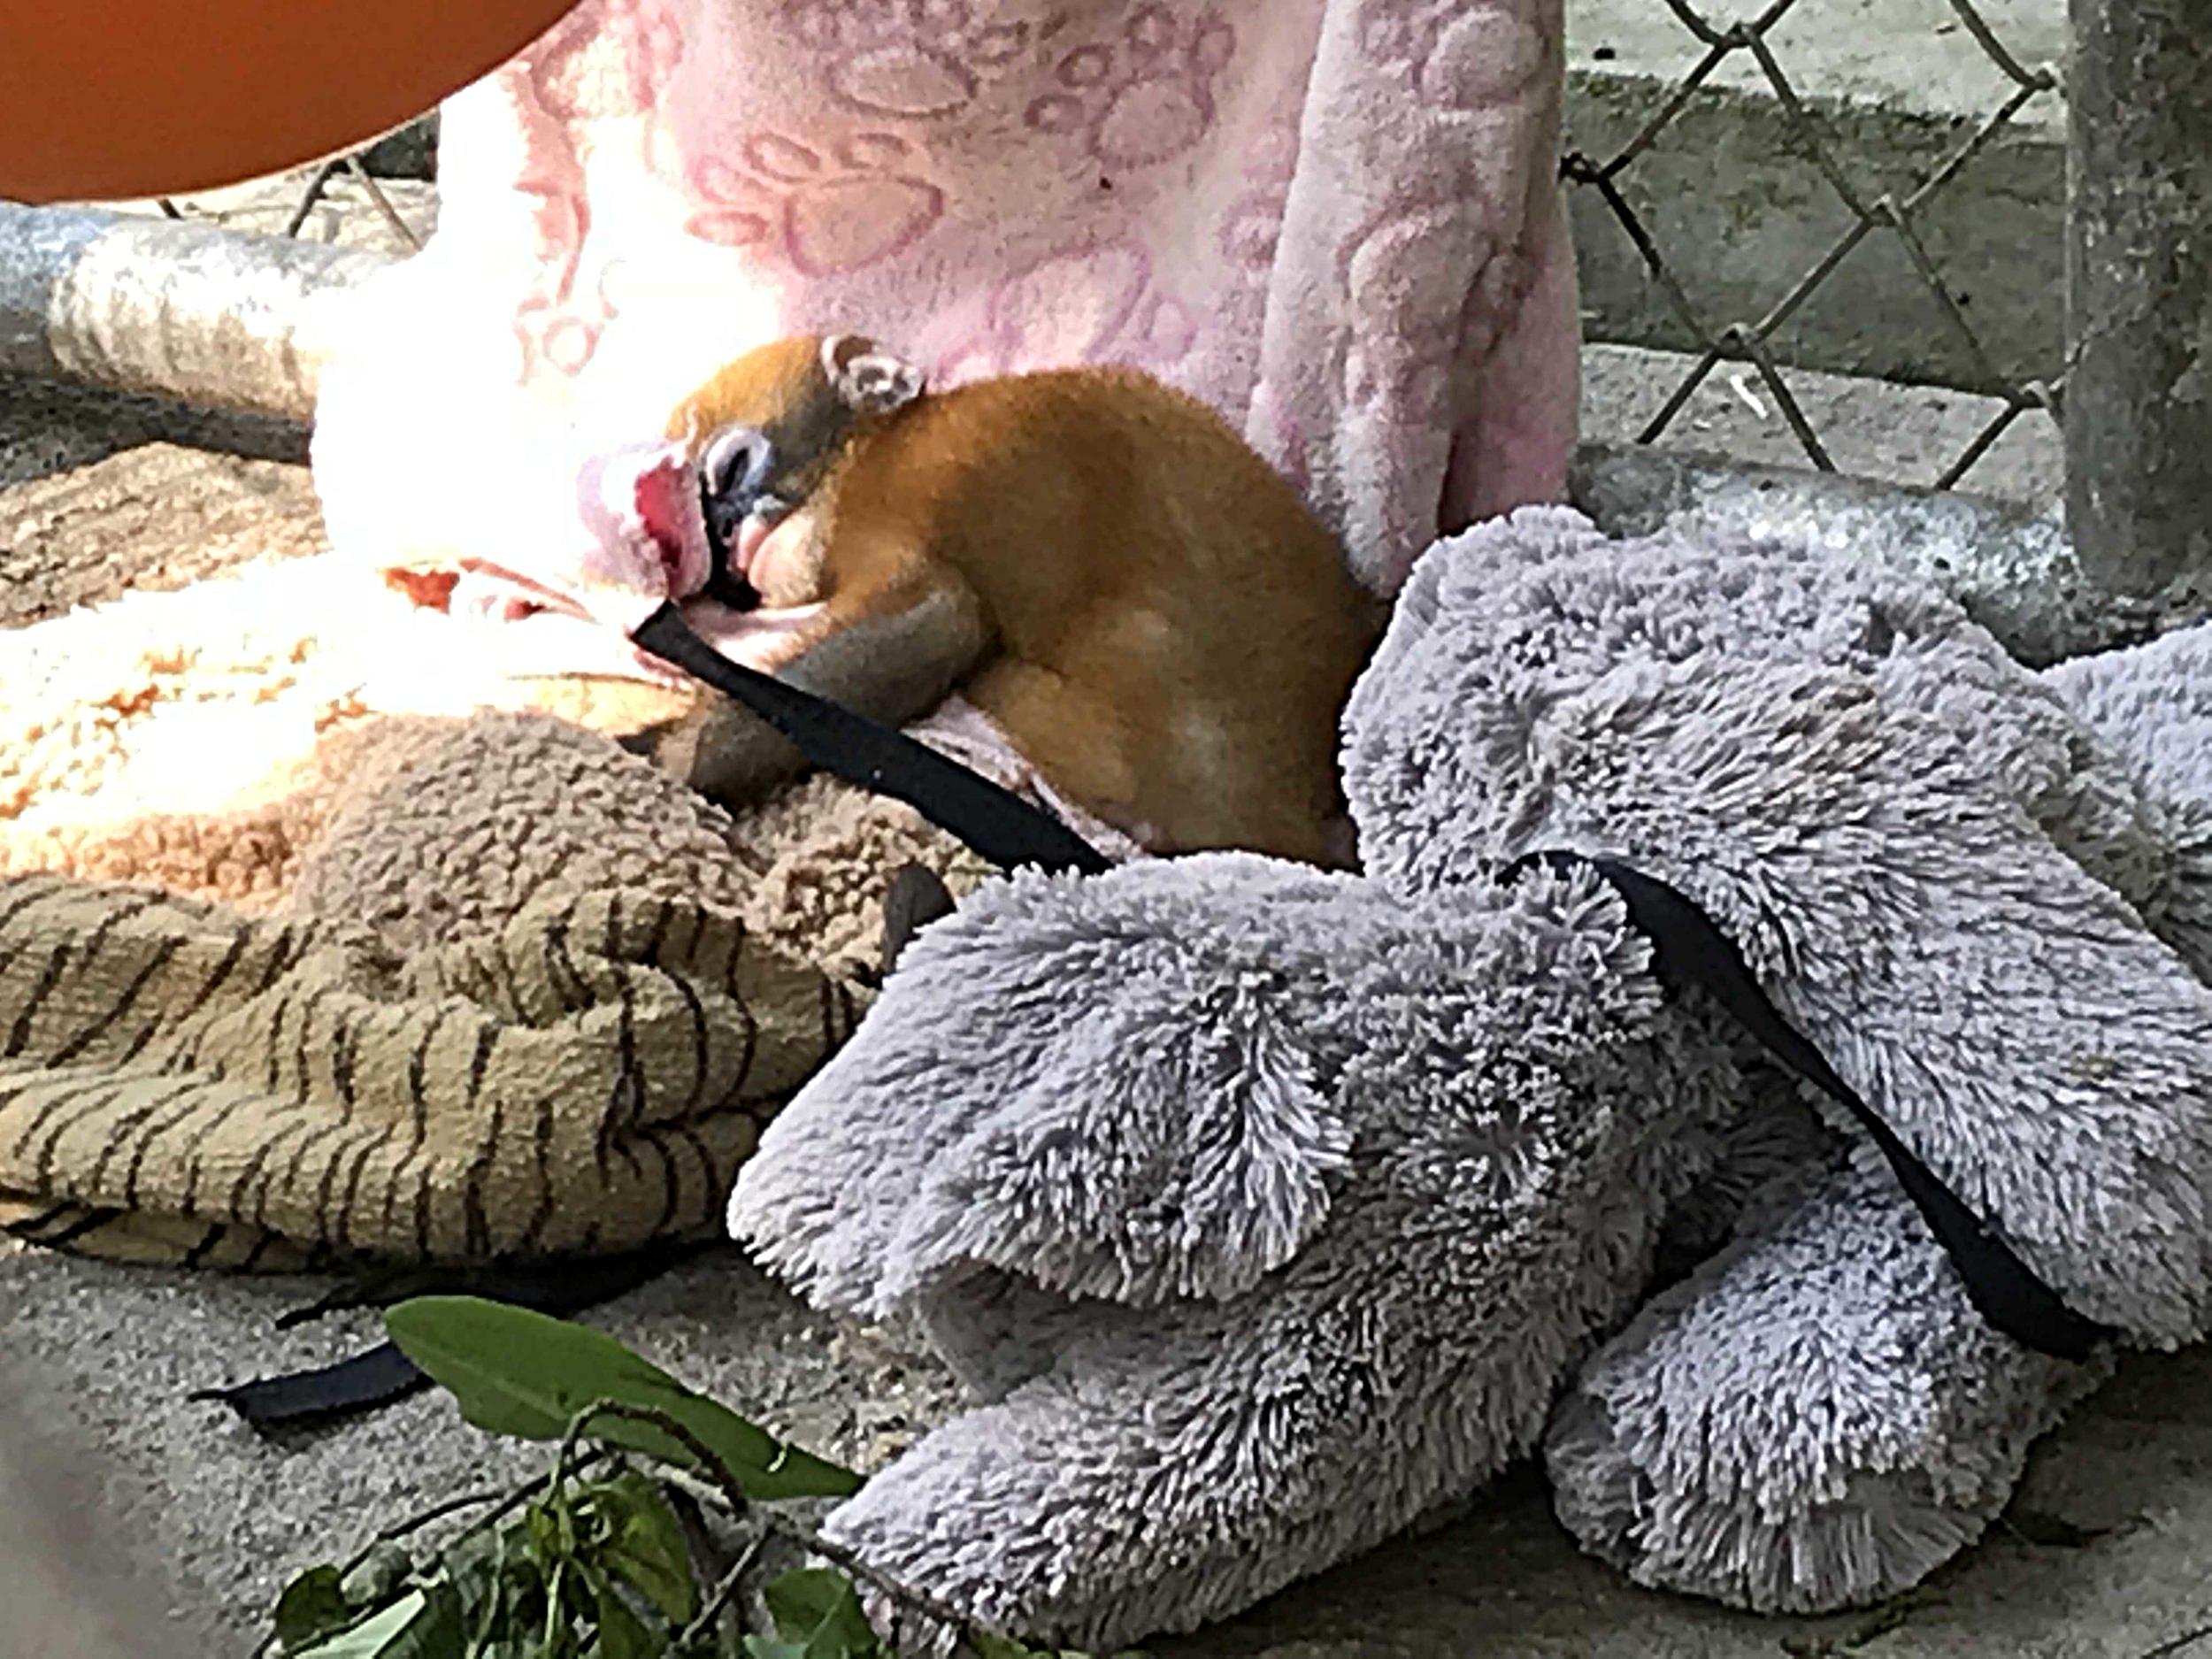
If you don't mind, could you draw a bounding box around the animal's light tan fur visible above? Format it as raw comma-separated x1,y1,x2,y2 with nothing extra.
671,339,1387,864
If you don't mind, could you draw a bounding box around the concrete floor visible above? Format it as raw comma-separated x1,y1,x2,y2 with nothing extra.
11,1241,2212,1659
1582,341,2062,507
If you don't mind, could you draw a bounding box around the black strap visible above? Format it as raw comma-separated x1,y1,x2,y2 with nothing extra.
631,603,1110,877
194,1342,430,1425
196,1244,703,1429
1509,849,2115,1363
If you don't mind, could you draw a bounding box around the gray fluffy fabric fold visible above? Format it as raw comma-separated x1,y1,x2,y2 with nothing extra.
729,506,2212,1651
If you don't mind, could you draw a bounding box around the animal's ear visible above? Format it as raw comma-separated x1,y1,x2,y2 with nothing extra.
822,334,926,416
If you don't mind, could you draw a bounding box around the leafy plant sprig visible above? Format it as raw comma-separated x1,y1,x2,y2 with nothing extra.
261,1297,1137,1659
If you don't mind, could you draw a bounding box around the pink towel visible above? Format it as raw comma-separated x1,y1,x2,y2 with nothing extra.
310,0,1578,654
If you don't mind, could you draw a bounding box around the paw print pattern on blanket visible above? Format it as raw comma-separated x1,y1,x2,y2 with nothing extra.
1025,4,1238,169
935,237,1199,382
684,131,948,274
515,262,624,380
524,0,688,123
1358,0,1548,109
780,0,1041,119
485,0,693,385
1322,196,1515,554
1217,118,1300,275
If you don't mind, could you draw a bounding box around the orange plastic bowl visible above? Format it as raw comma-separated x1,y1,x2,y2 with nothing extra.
0,0,580,204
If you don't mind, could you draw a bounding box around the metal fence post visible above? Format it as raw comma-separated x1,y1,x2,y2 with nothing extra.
2064,0,2212,597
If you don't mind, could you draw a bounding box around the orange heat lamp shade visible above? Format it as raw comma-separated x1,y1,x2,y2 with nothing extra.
0,0,582,204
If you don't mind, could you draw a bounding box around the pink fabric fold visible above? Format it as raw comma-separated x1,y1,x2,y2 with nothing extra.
311,0,1578,650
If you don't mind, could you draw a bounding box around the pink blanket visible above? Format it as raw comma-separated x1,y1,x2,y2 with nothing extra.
310,0,1578,654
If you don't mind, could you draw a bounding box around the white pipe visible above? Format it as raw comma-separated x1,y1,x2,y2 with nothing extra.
0,202,388,422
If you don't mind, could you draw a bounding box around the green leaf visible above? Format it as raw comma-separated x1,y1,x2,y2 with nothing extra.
529,1494,580,1564
970,1639,1079,1659
588,1477,698,1625
340,1543,415,1609
554,1555,603,1631
446,1525,529,1643
584,1563,659,1659
277,1582,465,1659
971,1638,1153,1659
288,1590,436,1659
759,1568,879,1658
384,1297,860,1500
274,1565,354,1654
389,1583,469,1659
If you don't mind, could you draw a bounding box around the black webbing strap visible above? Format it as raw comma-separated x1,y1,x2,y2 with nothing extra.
631,603,1111,877
196,1341,431,1425
196,1244,702,1428
1508,849,2115,1363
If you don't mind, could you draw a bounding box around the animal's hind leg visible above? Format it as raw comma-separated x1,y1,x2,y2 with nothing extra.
970,658,1337,863
963,657,1171,848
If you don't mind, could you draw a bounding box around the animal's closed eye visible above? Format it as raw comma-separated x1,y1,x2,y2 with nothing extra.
701,425,775,503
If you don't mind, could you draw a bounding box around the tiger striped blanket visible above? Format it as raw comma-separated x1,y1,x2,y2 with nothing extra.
0,878,857,1270
0,533,987,1270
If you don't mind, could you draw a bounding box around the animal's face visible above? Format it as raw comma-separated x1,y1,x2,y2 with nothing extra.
561,334,926,633
674,334,926,605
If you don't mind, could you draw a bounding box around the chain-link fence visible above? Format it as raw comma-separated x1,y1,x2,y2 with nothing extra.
1564,0,2062,491
132,118,439,259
